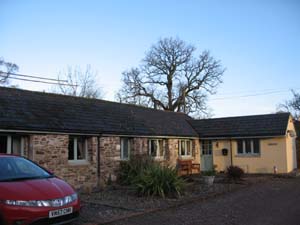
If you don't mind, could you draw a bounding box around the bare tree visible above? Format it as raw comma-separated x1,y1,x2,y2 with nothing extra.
52,65,103,99
278,90,300,119
116,37,225,117
0,58,19,86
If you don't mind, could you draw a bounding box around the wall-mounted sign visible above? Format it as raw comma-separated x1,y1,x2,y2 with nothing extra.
222,148,228,156
268,143,278,146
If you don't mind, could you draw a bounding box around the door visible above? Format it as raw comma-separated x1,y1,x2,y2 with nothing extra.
201,140,213,171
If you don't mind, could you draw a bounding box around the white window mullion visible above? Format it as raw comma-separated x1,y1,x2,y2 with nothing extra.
242,141,246,154
251,140,254,154
74,138,78,160
85,139,88,160
128,140,130,159
7,135,12,154
185,141,188,156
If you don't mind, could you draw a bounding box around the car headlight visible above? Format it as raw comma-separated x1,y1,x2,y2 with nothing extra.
4,193,78,207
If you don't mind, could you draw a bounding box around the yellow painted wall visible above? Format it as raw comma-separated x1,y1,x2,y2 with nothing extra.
201,134,294,174
211,140,231,172
286,116,297,172
231,137,287,173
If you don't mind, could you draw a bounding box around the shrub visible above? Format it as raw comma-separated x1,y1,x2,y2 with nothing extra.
119,155,153,185
226,166,244,180
134,164,185,198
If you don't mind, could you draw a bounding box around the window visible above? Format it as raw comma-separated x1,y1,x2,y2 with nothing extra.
0,135,24,155
148,139,165,158
121,138,131,160
237,139,260,155
202,140,212,155
68,136,87,161
179,140,192,157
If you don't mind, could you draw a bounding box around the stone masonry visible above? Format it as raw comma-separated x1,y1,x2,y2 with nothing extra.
31,134,98,192
19,134,200,192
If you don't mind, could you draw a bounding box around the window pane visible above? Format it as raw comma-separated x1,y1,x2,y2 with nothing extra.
253,139,260,154
77,137,86,160
68,137,74,160
209,141,212,154
159,140,164,157
121,138,129,159
181,141,186,156
201,142,206,155
202,140,212,155
12,137,21,155
187,141,191,155
0,136,7,154
237,140,243,154
245,139,251,153
150,140,157,157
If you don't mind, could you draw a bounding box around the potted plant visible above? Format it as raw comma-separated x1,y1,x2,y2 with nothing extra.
202,170,216,185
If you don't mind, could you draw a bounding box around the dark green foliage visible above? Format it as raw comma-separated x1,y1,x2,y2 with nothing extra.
134,164,185,198
119,155,185,198
119,155,154,185
226,166,244,180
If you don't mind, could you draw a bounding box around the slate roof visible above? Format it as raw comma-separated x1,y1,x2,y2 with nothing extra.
189,113,290,138
0,87,198,137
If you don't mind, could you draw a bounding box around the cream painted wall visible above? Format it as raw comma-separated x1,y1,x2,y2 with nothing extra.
286,116,297,172
231,137,287,173
211,140,231,172
201,135,292,174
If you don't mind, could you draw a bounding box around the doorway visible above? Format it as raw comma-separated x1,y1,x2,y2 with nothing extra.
201,140,213,171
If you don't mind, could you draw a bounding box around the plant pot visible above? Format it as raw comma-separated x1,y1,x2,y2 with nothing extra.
203,176,215,185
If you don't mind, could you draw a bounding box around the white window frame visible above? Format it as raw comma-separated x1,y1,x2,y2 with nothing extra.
237,139,260,155
120,138,131,160
148,139,165,159
1,135,24,156
179,140,193,157
201,140,212,155
68,137,88,163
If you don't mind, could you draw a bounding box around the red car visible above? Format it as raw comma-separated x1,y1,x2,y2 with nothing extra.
0,154,80,225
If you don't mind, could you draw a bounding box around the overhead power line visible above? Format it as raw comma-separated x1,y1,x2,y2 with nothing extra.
2,72,68,83
0,75,77,86
210,88,300,101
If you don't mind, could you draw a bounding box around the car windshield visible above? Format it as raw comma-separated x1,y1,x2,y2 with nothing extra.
0,157,53,182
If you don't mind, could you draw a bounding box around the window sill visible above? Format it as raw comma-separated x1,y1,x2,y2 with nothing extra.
235,154,260,158
179,155,194,159
119,158,130,162
68,160,90,166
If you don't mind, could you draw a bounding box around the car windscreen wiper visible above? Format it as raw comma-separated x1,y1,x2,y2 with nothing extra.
0,175,55,182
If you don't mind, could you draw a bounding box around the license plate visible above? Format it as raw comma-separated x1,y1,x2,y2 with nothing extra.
49,207,73,218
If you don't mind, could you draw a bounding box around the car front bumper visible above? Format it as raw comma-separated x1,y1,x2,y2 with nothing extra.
0,200,80,225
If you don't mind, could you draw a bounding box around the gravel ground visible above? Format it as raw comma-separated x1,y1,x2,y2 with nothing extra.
73,175,272,224
109,177,300,225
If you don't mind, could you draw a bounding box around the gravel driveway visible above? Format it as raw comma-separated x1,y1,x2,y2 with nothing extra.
108,177,300,225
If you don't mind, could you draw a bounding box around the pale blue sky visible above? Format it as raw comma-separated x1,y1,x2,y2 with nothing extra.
1,0,299,117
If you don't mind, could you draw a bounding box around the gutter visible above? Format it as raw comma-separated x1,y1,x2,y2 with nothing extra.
199,135,286,140
0,129,99,136
0,129,198,139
